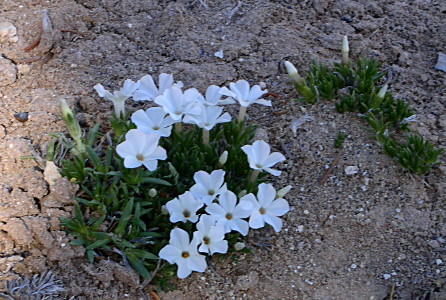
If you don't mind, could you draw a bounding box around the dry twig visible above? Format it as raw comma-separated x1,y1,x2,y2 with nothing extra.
319,151,343,185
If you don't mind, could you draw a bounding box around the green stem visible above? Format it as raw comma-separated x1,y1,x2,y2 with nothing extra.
202,129,209,145
175,122,183,133
238,106,248,122
249,169,260,182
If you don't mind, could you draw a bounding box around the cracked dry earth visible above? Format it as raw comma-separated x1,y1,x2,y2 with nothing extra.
1,0,446,299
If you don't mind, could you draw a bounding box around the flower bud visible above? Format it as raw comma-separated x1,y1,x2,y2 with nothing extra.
377,84,388,99
60,99,85,153
218,151,228,165
149,188,157,198
234,242,245,251
342,35,349,64
161,205,169,215
276,185,292,198
284,61,303,84
238,190,247,198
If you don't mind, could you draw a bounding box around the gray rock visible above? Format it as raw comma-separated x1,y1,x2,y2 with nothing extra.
435,52,446,72
0,56,17,86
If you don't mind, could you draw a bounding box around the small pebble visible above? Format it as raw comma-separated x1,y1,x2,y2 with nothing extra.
427,240,440,248
436,259,443,265
14,112,29,122
214,50,224,59
345,166,359,175
383,274,391,280
351,264,357,269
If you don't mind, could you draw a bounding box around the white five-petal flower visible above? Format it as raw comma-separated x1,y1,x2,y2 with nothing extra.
205,191,251,236
219,80,270,108
94,79,140,116
190,169,228,205
166,191,204,223
183,104,231,131
240,183,290,232
116,129,167,170
193,215,228,255
159,228,207,279
194,85,236,106
241,140,286,176
133,73,183,101
131,107,176,137
154,86,201,121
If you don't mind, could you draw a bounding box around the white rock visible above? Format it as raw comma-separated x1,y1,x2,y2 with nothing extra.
436,259,443,265
0,22,18,43
214,50,224,59
345,165,359,175
383,274,391,280
44,161,62,185
0,57,17,87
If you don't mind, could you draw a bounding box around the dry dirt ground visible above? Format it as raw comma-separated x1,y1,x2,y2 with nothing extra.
1,0,446,299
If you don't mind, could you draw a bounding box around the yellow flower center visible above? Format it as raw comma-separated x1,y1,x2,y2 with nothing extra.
208,189,215,196
183,210,191,218
203,237,210,245
136,154,144,161
225,213,233,220
255,163,263,169
259,207,266,215
182,252,190,258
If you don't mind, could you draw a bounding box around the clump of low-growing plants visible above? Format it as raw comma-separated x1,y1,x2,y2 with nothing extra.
52,74,292,286
284,36,442,175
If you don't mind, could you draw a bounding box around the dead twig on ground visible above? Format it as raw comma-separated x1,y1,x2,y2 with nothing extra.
139,259,163,300
319,151,343,185
23,9,52,52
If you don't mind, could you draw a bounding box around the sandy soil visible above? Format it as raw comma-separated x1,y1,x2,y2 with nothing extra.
1,0,445,299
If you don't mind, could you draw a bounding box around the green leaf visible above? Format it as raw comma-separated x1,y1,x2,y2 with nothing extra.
128,249,158,260
140,177,172,186
85,237,111,250
126,251,151,278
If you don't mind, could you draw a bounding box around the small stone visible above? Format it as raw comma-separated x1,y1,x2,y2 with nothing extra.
297,225,304,232
427,240,440,248
14,112,29,122
351,264,357,269
258,81,267,89
436,259,443,265
341,15,353,23
345,166,359,175
0,57,17,86
214,50,224,59
435,52,446,72
383,274,391,280
0,22,18,43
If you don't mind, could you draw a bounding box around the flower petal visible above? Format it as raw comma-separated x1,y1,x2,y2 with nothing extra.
263,152,286,168
263,214,283,232
209,240,228,255
267,198,290,217
247,85,266,102
249,211,265,229
159,245,181,264
170,228,190,249
124,156,142,168
177,259,192,279
257,183,276,208
230,218,249,236
187,255,207,273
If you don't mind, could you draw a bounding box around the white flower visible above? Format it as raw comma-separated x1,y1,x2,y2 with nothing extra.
133,73,182,101
116,129,167,170
240,183,290,232
190,169,228,206
131,107,176,137
284,61,303,84
159,228,207,279
166,191,203,223
219,80,270,108
193,215,228,255
183,104,231,131
241,140,286,176
94,79,140,116
154,86,201,121
205,191,250,236
194,85,235,106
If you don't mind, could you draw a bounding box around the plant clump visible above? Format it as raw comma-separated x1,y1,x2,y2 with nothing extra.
52,75,292,286
285,36,442,175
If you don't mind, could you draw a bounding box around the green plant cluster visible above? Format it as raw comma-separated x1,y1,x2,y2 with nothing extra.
292,58,442,175
49,115,263,286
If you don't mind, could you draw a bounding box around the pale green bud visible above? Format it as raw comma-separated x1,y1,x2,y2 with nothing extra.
218,151,228,165
149,188,157,198
276,185,292,199
161,205,169,215
60,99,85,153
377,84,388,99
234,242,245,251
284,61,303,84
238,190,247,198
342,35,349,64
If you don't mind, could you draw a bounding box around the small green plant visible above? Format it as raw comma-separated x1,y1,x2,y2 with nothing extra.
285,36,442,175
56,77,292,285
333,131,347,149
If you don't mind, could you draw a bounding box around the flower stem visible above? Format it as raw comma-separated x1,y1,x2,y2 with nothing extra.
175,122,183,133
237,106,247,122
202,129,209,145
249,169,260,182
